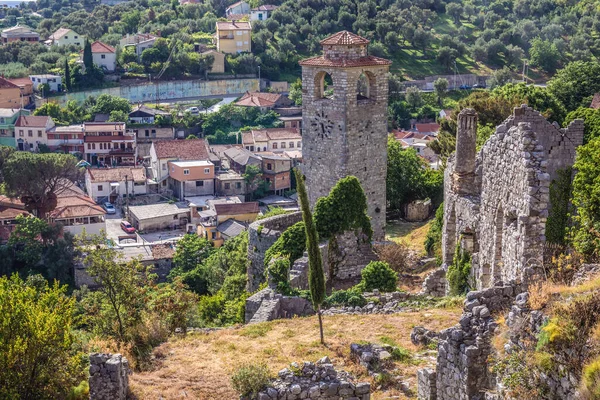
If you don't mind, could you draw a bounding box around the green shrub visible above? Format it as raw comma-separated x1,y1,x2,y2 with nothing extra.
424,202,443,259
324,287,367,307
67,381,89,400
264,221,306,268
583,357,600,399
231,363,271,397
359,261,398,292
198,293,226,325
266,257,292,293
447,244,471,296
257,207,288,220
391,346,413,363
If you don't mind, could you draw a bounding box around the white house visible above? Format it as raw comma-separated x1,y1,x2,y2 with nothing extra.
119,33,157,57
90,41,116,72
250,5,278,21
225,1,250,16
85,167,147,203
29,74,62,92
45,28,84,47
14,115,55,152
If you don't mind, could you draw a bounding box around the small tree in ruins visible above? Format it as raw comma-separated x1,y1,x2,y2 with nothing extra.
294,168,326,345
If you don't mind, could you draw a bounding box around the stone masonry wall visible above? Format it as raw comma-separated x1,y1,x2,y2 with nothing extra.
417,283,526,400
89,353,130,400
251,357,371,400
301,43,389,240
247,212,303,292
442,106,584,291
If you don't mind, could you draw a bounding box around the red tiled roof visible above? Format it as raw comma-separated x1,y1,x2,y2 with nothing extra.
591,93,600,110
87,167,146,183
49,194,105,219
153,139,210,161
226,14,247,21
235,91,282,107
252,4,277,11
0,76,20,89
15,115,51,127
0,195,29,220
320,31,370,45
7,77,32,86
299,55,392,67
216,21,251,30
91,41,115,53
243,128,301,144
415,123,440,133
214,201,259,216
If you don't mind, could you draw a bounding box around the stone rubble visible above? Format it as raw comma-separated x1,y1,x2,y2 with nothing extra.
88,353,130,400
251,357,371,400
410,326,440,347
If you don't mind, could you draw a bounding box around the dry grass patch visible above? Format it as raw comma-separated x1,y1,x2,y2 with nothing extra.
386,219,432,254
129,309,461,400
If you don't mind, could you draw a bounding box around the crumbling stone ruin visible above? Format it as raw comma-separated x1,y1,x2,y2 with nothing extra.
250,357,371,400
88,353,130,400
244,287,314,323
247,212,303,292
300,31,390,240
417,283,527,400
441,106,584,290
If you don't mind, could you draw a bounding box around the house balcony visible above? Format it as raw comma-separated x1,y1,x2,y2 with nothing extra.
109,148,135,156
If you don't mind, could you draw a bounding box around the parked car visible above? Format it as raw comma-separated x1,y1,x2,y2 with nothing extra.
472,83,486,89
120,221,136,234
459,84,472,90
185,106,200,114
104,202,116,214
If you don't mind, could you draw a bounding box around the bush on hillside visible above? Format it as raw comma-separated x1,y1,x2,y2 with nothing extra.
447,244,471,296
324,287,367,308
374,242,416,273
231,363,272,397
359,261,398,293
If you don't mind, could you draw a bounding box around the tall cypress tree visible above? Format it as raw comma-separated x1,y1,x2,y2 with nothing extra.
83,40,93,70
64,59,71,91
294,168,326,344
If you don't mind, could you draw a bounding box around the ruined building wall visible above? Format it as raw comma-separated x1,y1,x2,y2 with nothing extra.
442,106,584,290
301,55,389,240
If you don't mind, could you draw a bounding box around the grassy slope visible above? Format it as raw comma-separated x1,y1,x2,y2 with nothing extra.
386,219,432,255
129,309,461,399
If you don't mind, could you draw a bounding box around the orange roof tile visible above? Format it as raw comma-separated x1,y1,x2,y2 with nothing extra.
0,76,20,89
415,123,440,133
235,91,282,108
15,115,52,127
50,194,105,219
87,167,146,183
153,139,210,161
214,202,259,215
299,55,391,67
320,31,370,45
91,41,115,53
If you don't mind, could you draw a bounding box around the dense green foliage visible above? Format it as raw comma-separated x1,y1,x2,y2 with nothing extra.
0,274,85,399
424,202,444,259
256,206,288,221
203,103,283,143
265,257,292,294
264,221,306,269
564,107,600,145
169,234,214,294
323,287,367,308
358,261,398,293
295,169,325,311
447,244,471,296
546,168,573,246
0,215,76,286
314,176,373,241
571,137,600,257
387,136,443,214
547,61,600,112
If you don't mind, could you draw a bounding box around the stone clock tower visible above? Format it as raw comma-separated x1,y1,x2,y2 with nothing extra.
299,31,391,240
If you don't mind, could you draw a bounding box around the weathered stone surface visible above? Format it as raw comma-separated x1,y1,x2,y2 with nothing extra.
411,326,439,346
245,287,314,323
442,106,584,291
88,353,130,400
252,359,370,400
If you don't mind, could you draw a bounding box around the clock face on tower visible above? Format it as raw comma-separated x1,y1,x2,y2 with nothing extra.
310,110,334,139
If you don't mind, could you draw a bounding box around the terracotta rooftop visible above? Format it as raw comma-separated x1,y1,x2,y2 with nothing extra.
0,76,20,89
252,4,277,11
153,139,210,160
214,201,259,216
235,91,282,107
50,194,105,220
415,123,440,133
591,93,600,110
0,195,29,220
216,21,251,30
15,115,52,127
242,128,301,144
299,55,392,67
48,27,72,40
87,167,146,183
320,31,370,45
90,41,115,53
7,77,32,86
226,14,247,21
